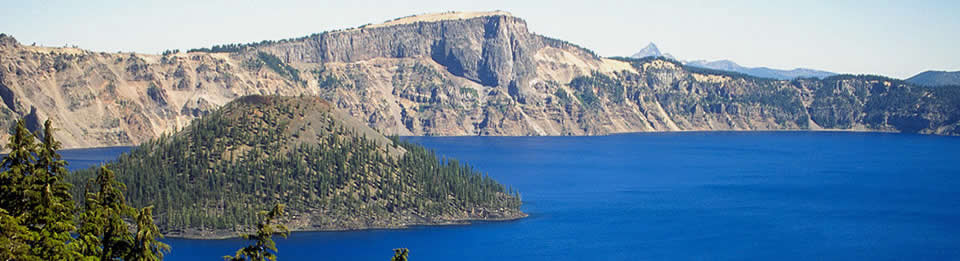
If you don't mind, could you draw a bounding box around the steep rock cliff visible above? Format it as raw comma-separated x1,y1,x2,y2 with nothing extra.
1,12,958,149
0,34,309,148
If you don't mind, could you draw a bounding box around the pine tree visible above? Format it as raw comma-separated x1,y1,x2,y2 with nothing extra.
391,248,409,261
224,204,289,261
26,120,79,260
1,119,81,260
0,208,32,260
1,119,169,260
0,119,37,214
77,166,136,260
0,119,39,260
127,206,171,261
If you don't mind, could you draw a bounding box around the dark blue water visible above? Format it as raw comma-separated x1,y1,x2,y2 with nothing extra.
60,132,960,260
61,146,134,171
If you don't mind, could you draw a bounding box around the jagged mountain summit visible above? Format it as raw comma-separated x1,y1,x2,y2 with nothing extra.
69,95,525,238
1,11,959,150
906,70,960,87
684,59,836,80
631,42,675,59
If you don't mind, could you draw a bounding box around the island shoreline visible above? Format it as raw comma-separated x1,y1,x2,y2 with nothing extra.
162,213,529,240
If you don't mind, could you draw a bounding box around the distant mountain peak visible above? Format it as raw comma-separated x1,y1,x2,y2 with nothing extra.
631,42,673,59
632,43,661,58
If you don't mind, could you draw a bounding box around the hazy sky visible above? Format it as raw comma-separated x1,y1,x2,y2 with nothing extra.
2,0,957,78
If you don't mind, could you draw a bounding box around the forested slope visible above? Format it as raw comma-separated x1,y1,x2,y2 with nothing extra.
69,95,524,238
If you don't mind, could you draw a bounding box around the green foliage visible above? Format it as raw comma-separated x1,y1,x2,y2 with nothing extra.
0,119,36,215
186,33,322,53
568,72,623,106
553,88,571,104
146,83,165,105
0,119,81,260
611,56,774,82
128,206,171,261
70,96,522,233
541,36,598,58
391,248,409,261
257,52,301,82
317,74,345,89
389,62,461,104
26,120,77,260
0,119,169,260
459,87,479,98
224,204,289,261
77,166,136,260
0,208,31,260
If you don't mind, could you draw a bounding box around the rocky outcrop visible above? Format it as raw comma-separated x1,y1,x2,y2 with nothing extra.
0,36,311,148
1,12,958,149
258,11,543,89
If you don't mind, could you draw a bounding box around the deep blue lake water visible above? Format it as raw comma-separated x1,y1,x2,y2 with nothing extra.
61,132,960,260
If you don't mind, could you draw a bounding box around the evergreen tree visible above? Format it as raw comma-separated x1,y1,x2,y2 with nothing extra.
0,119,169,260
1,119,81,260
224,204,289,261
0,119,37,214
127,206,171,261
0,208,32,260
0,119,39,260
391,248,409,261
77,166,135,260
69,96,523,233
26,120,79,260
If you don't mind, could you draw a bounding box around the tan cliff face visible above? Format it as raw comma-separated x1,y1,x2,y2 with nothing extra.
1,12,958,149
0,35,310,149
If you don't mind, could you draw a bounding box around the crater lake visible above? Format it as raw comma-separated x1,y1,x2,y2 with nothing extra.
62,132,960,260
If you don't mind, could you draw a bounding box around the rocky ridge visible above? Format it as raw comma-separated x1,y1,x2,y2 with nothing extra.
906,70,960,87
2,12,959,149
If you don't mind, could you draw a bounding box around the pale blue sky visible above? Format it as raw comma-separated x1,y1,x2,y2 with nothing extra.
2,0,957,78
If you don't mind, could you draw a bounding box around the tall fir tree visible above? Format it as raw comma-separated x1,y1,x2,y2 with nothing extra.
224,204,289,261
1,118,170,260
127,206,171,261
78,166,136,260
0,119,39,260
25,120,80,260
0,119,37,214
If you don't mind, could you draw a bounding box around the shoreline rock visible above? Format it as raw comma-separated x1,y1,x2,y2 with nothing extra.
163,210,528,240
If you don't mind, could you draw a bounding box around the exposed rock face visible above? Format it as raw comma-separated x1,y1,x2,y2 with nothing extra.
0,36,311,148
258,12,543,89
1,12,958,149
